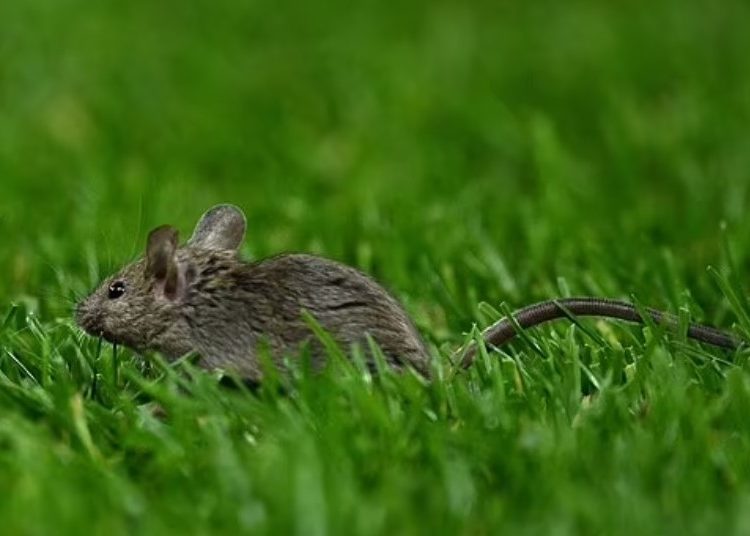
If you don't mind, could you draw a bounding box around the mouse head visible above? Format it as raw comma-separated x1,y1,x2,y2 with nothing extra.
75,204,247,357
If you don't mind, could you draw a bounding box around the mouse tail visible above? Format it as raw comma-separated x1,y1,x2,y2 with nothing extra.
458,297,743,368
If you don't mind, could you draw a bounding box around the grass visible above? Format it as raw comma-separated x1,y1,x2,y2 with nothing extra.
2,0,750,533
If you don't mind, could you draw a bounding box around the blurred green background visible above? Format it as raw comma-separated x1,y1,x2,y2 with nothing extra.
3,0,749,323
2,0,750,533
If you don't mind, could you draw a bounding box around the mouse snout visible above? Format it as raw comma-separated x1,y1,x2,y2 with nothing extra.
75,299,103,336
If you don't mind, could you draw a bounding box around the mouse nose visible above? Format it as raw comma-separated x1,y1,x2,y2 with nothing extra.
75,300,102,335
74,300,88,325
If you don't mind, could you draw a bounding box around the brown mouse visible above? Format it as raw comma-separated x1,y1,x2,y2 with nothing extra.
75,204,743,381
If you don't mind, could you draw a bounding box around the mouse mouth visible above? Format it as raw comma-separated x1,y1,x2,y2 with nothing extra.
78,316,133,348
74,301,144,352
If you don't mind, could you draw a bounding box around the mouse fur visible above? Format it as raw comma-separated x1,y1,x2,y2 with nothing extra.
76,204,431,380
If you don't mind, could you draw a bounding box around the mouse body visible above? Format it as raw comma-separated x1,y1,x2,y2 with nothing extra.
76,204,742,381
76,205,430,380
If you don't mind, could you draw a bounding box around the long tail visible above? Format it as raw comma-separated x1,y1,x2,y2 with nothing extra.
459,297,743,368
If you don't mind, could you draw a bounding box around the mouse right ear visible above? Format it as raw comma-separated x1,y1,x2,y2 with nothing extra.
147,225,180,298
188,204,247,252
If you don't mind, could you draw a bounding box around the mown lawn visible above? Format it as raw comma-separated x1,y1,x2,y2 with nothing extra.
2,0,750,533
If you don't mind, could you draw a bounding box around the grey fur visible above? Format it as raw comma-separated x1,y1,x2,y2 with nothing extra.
76,205,430,381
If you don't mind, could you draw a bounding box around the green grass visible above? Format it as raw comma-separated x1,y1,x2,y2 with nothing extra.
2,0,750,533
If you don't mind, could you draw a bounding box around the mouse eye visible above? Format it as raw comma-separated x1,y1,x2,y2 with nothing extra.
108,281,126,300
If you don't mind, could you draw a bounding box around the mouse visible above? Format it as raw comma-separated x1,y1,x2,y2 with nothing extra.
75,204,743,381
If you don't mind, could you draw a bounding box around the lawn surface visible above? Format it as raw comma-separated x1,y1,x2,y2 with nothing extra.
2,0,750,534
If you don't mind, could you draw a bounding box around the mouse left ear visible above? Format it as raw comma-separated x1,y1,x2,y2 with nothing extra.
146,225,181,299
188,204,247,251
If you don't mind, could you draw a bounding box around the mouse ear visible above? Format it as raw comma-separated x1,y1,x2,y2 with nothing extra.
146,225,180,298
188,204,247,251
